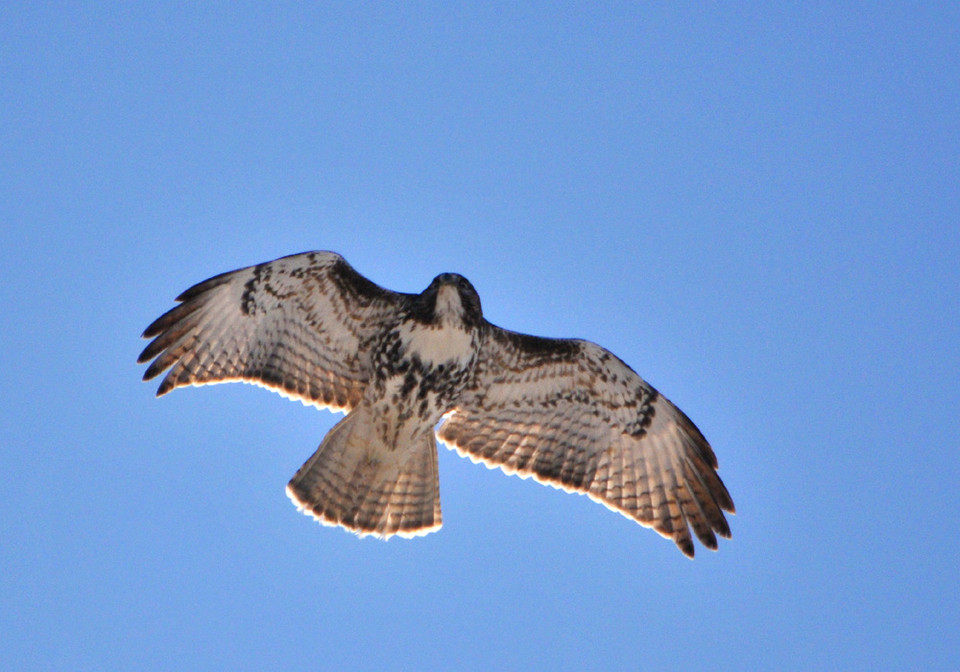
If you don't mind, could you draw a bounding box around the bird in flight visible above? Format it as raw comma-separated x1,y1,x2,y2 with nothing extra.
139,251,733,557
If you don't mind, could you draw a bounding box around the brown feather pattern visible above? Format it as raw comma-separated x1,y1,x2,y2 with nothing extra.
438,327,734,557
140,251,734,557
139,251,409,411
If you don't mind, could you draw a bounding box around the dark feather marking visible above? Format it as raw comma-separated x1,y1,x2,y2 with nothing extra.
331,257,402,304
490,328,582,365
174,271,233,303
623,389,658,438
240,263,266,316
140,300,203,341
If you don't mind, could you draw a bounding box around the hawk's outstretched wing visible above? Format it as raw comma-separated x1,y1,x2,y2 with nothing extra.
138,251,410,412
437,326,734,557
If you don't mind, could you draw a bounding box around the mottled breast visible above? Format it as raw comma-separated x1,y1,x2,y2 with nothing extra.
371,317,480,425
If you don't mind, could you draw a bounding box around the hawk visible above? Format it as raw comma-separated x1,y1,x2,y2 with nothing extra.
138,251,734,557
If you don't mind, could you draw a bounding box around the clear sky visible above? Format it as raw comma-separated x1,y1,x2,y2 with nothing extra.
2,3,958,670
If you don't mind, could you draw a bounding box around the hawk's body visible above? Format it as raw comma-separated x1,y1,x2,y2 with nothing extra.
139,251,734,557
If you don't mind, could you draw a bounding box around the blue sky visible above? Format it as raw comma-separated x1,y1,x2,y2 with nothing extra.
2,3,958,670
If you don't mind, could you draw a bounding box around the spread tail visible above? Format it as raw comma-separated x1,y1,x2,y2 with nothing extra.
286,408,442,538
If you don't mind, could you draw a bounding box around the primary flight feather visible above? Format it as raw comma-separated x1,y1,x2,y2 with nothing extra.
139,251,734,557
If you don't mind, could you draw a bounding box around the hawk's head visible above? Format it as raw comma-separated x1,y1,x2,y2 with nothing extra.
414,273,483,327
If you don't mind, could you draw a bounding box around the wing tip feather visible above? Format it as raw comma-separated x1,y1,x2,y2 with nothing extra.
174,271,234,303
